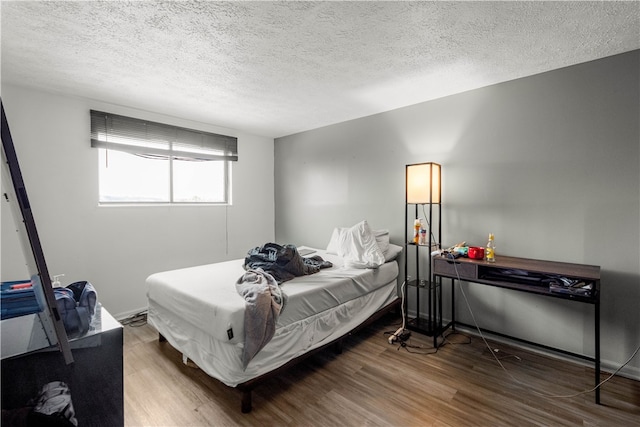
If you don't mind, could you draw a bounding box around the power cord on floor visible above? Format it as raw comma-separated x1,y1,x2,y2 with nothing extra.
387,271,472,354
385,280,408,345
385,278,436,353
398,329,474,355
385,321,471,354
120,311,148,327
451,259,640,399
442,331,472,347
397,340,439,355
547,344,640,399
399,279,407,332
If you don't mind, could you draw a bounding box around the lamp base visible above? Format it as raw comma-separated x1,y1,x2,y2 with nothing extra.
406,317,441,337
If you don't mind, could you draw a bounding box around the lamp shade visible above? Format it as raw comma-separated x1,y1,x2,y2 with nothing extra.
406,162,441,204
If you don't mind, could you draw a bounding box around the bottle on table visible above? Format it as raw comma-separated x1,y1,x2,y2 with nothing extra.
486,233,496,263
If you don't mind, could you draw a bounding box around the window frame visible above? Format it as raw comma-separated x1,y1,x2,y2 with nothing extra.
90,110,237,206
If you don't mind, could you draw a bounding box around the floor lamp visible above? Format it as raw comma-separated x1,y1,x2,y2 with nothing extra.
404,162,442,345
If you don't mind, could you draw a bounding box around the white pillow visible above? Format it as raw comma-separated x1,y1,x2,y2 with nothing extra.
337,220,385,269
328,228,389,255
326,227,345,255
327,226,398,262
384,243,403,262
373,229,390,257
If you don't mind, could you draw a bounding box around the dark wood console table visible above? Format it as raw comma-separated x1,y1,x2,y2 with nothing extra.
433,254,601,403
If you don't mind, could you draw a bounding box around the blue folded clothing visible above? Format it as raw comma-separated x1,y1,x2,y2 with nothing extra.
1,280,43,320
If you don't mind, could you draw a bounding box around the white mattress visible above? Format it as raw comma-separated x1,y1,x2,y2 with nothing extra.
146,248,397,343
146,248,399,386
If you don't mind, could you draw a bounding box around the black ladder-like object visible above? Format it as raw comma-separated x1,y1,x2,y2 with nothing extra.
1,98,73,364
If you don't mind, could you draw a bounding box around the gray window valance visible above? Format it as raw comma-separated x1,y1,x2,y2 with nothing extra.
90,110,238,161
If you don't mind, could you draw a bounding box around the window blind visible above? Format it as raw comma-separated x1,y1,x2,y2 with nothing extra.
90,110,238,161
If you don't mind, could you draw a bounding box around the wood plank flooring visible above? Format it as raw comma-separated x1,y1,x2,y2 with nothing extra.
123,314,639,426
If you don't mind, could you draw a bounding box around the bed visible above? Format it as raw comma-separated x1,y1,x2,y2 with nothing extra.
146,223,402,412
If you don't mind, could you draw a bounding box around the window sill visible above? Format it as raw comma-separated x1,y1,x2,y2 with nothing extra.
98,202,231,208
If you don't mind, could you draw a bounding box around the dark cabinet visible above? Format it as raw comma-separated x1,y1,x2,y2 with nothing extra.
1,307,123,426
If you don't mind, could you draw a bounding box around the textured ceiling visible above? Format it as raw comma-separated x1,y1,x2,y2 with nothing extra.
1,1,639,138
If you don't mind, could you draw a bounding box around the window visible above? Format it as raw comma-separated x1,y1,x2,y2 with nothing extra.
90,110,237,204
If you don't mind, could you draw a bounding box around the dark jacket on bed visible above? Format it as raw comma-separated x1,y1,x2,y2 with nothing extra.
244,243,332,283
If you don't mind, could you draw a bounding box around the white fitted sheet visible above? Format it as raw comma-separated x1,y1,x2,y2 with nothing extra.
146,248,399,386
146,248,397,343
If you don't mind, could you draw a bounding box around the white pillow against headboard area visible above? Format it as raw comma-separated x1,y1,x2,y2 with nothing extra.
326,220,402,268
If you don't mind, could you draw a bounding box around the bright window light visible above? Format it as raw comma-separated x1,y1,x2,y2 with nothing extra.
91,110,236,205
98,150,230,204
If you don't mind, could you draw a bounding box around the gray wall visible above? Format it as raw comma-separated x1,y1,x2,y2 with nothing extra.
1,85,275,319
275,51,640,378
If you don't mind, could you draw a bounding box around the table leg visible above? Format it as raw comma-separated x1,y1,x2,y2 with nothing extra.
595,298,600,404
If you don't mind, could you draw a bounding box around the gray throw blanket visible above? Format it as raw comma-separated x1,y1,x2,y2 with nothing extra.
235,268,285,369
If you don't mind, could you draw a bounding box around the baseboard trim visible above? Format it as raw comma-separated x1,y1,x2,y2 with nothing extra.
113,306,148,322
452,324,640,382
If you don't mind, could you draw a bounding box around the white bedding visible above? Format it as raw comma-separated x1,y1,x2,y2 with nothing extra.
146,248,397,343
146,247,399,386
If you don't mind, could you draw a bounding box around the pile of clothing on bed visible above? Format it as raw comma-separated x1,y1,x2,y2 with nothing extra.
235,243,332,368
244,243,333,283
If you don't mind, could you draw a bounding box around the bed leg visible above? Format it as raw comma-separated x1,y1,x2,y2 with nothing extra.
241,389,252,413
334,339,343,354
159,333,167,342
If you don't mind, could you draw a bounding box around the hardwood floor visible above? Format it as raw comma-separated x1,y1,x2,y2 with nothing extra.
123,314,639,426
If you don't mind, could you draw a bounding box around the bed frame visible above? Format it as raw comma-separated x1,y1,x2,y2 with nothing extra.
158,298,400,413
